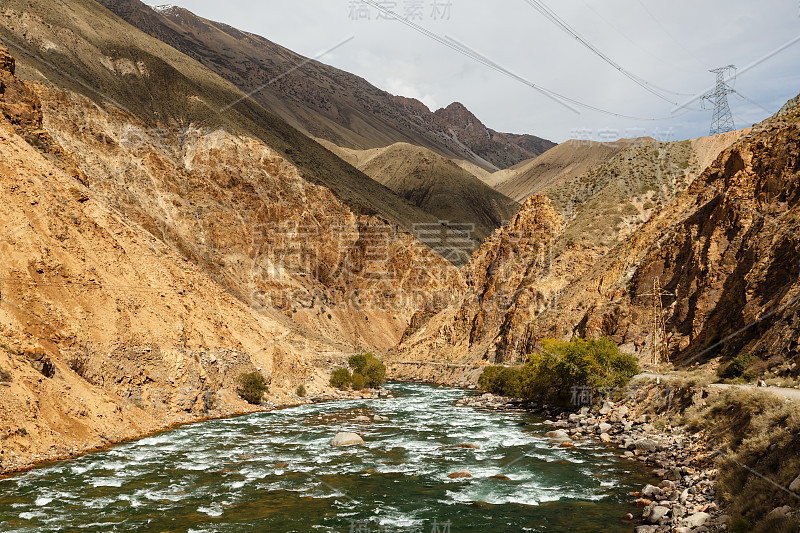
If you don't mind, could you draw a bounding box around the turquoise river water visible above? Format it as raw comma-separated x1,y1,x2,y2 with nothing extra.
0,382,652,532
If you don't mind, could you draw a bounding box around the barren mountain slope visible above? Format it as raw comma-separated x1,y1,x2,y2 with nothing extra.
391,130,752,372
495,140,631,201
0,0,464,348
0,0,467,470
535,98,800,376
0,47,335,471
320,141,519,258
93,0,556,170
39,86,461,350
394,96,800,385
495,133,745,205
0,0,449,241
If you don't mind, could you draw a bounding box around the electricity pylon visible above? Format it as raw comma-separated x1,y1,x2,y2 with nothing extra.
703,65,736,135
641,276,675,365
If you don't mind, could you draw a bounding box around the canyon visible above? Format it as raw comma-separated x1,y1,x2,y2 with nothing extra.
0,1,798,531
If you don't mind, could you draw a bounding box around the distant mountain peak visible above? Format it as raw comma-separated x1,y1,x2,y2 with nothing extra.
105,0,555,170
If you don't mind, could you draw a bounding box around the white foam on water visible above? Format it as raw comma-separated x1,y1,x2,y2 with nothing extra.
70,464,90,475
83,496,117,509
445,485,543,507
91,478,124,488
375,510,423,529
19,511,43,520
76,522,119,529
240,466,271,480
118,494,143,508
197,503,223,517
142,489,188,502
179,461,213,471
34,496,53,506
95,460,127,472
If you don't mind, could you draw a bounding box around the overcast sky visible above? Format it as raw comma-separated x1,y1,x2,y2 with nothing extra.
155,0,800,144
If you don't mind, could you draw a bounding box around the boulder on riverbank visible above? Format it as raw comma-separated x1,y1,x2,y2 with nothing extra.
543,429,570,440
331,432,365,446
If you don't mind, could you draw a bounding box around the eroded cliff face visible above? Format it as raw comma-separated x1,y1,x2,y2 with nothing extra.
0,44,462,472
392,106,798,383
395,195,563,368
392,136,714,371
398,95,800,384
36,86,463,354
596,110,800,372
527,103,800,379
0,47,290,471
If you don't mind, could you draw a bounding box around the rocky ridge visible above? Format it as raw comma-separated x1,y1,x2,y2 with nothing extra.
319,140,520,260
391,98,796,378
95,0,555,171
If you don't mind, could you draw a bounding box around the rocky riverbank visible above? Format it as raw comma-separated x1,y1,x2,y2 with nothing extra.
456,390,729,532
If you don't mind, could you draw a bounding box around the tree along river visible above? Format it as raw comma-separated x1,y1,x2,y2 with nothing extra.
0,382,653,532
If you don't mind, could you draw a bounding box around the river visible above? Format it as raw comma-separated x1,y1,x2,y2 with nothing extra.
0,383,651,532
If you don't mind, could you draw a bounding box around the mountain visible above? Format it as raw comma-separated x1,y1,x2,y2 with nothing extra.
0,44,307,468
93,0,556,170
0,0,463,471
0,0,450,242
494,139,632,202
394,92,800,382
391,127,752,369
320,140,520,262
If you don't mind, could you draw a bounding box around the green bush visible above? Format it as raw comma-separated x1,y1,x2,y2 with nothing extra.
236,372,268,405
348,354,370,375
296,384,306,397
363,359,386,388
478,337,639,403
718,353,753,380
351,372,365,390
478,366,523,397
347,353,386,388
330,368,351,389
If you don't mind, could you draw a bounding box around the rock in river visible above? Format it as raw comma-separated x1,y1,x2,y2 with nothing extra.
331,432,365,446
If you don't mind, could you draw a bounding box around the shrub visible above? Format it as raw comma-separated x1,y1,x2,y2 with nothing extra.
718,353,754,380
348,353,386,388
348,354,370,375
296,384,306,397
330,368,351,389
363,359,386,388
351,372,365,390
478,337,638,403
235,372,268,405
477,366,523,398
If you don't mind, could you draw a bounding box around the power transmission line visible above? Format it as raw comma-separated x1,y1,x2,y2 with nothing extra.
579,0,698,81
521,0,683,104
703,65,736,135
445,35,694,121
361,0,693,121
